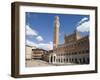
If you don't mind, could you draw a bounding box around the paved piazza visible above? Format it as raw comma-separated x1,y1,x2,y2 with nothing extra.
25,59,76,67
26,59,52,67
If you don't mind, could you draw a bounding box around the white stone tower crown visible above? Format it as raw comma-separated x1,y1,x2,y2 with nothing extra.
54,16,60,27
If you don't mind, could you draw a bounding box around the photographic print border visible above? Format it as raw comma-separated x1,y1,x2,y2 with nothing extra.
11,2,98,78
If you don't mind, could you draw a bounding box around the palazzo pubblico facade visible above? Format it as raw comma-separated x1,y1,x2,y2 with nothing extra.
48,16,89,65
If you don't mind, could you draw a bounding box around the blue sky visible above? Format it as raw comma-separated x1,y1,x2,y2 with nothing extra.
25,12,89,50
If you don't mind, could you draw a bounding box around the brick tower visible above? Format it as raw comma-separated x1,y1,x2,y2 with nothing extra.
53,16,60,49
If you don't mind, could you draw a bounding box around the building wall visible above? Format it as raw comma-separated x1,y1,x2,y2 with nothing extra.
25,45,36,60
51,31,89,64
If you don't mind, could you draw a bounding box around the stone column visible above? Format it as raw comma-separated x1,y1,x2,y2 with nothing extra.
60,54,61,63
49,56,51,63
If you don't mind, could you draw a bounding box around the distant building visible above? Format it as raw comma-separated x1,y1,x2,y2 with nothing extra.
25,45,36,60
32,48,47,59
49,16,89,64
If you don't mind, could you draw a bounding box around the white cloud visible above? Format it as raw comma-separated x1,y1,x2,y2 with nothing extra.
26,39,53,50
77,17,90,32
26,25,44,42
26,39,37,47
36,36,43,41
38,41,53,50
26,25,38,36
78,17,88,25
